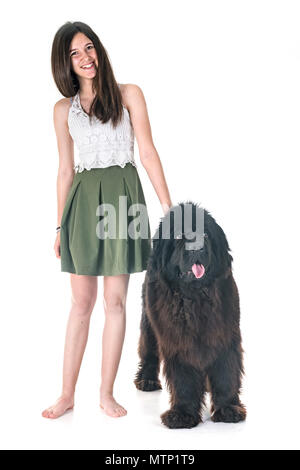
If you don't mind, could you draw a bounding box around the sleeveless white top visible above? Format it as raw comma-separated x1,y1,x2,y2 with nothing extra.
68,84,137,173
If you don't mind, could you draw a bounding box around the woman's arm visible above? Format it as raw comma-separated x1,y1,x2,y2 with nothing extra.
53,99,75,228
122,84,173,215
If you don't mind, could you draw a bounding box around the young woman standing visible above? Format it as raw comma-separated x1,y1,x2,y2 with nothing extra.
42,21,172,419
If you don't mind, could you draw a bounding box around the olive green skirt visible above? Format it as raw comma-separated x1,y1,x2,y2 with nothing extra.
60,163,152,276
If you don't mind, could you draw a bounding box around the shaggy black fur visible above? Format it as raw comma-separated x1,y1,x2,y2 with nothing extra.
134,202,246,429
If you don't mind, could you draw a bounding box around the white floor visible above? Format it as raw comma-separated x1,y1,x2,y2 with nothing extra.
2,271,299,450
1,370,297,450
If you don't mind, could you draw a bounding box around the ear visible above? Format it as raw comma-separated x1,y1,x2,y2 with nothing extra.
227,252,233,268
209,221,233,269
161,240,174,271
147,238,174,282
147,239,160,282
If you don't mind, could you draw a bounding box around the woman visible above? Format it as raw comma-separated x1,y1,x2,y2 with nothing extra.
42,21,172,419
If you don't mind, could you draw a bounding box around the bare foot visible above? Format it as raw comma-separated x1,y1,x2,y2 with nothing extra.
41,395,74,419
100,393,127,418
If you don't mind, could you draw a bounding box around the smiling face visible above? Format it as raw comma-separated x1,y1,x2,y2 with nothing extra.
69,32,98,79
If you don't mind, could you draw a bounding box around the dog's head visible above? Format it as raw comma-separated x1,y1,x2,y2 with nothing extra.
148,202,233,288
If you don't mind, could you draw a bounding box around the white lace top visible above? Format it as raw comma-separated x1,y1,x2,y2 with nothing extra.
68,84,137,173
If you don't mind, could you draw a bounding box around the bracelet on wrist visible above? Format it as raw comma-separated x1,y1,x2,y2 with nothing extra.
56,225,61,233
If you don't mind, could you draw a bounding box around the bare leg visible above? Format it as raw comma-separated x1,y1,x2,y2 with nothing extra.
42,274,98,419
99,273,130,417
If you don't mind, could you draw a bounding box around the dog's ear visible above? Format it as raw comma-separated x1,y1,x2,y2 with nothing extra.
207,217,233,270
148,212,176,282
147,238,161,282
147,237,173,282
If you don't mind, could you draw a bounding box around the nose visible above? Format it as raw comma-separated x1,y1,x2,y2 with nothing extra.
189,248,204,255
81,50,93,59
186,241,204,251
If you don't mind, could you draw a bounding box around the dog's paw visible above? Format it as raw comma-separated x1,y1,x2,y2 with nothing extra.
134,378,162,391
211,404,246,423
160,408,201,429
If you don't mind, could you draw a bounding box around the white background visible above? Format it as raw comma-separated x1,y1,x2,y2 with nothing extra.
1,0,299,450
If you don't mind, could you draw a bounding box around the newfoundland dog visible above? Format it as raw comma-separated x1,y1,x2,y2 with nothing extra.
134,202,246,429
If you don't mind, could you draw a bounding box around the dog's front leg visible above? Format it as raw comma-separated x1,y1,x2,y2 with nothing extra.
160,358,205,429
207,343,247,423
134,309,162,392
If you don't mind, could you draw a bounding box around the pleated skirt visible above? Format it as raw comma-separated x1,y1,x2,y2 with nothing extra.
60,163,152,276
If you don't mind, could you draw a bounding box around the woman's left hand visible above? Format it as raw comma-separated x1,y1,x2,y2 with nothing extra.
161,202,173,215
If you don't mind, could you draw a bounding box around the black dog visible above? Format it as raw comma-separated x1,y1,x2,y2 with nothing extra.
134,202,246,428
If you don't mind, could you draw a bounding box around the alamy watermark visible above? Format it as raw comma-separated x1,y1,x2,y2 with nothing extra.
95,197,205,250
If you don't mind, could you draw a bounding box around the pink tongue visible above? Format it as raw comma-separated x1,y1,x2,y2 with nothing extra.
192,263,205,279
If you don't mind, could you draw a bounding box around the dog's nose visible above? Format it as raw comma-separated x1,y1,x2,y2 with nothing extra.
188,243,204,251
188,249,204,258
192,249,204,254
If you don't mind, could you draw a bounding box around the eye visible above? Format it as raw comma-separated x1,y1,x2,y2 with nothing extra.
70,45,94,57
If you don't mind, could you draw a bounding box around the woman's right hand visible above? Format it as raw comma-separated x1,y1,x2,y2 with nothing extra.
54,231,61,259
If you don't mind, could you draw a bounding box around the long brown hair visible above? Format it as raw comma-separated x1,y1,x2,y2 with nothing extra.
51,21,124,128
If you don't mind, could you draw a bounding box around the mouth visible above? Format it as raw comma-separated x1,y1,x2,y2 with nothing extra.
81,62,95,70
179,263,205,279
